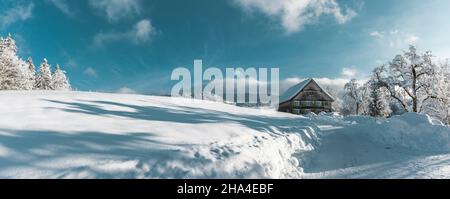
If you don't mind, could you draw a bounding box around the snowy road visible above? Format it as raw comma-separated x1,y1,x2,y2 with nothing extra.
303,125,450,179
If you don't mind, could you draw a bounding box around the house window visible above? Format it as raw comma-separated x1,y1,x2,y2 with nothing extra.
297,101,331,108
305,91,316,95
293,109,300,114
305,101,313,107
314,101,322,107
300,101,307,106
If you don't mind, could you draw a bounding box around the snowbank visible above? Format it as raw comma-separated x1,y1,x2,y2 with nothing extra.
3,91,450,179
0,91,320,179
347,113,450,152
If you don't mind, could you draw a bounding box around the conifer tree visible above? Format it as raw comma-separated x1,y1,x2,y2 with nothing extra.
26,57,37,89
35,58,53,90
368,84,391,118
51,64,71,91
0,34,26,90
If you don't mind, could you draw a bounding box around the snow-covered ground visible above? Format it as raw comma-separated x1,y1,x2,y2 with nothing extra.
1,91,450,179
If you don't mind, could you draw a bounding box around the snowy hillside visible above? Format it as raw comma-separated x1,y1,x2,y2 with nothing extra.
1,91,450,179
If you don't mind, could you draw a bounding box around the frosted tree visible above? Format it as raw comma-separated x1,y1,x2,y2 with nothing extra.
324,86,342,113
343,79,360,115
368,84,391,118
439,61,450,124
1,34,71,91
344,79,369,115
368,67,391,117
25,57,37,90
359,83,371,115
0,34,27,90
35,58,53,90
446,65,450,124
445,63,450,124
51,64,71,91
375,46,438,113
426,60,450,124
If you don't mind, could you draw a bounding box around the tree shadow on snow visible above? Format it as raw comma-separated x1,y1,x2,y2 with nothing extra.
0,129,223,178
45,99,319,141
0,99,321,179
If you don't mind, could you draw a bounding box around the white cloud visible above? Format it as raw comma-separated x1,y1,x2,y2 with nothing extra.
134,19,153,43
390,30,399,35
406,35,419,44
281,66,368,96
93,19,156,47
117,87,138,94
47,0,74,17
369,31,384,38
233,0,356,33
0,2,34,28
369,30,421,48
83,67,98,78
66,59,78,68
341,67,358,78
281,76,370,98
89,0,141,22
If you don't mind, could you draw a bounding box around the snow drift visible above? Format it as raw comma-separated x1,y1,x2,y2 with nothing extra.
347,113,450,152
0,91,319,179
1,91,450,179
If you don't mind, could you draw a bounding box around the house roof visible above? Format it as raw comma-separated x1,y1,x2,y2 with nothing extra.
279,78,335,104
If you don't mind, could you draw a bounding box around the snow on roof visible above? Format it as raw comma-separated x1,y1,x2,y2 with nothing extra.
279,78,334,104
279,78,313,103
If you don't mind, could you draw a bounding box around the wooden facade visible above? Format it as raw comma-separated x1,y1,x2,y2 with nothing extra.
278,79,334,115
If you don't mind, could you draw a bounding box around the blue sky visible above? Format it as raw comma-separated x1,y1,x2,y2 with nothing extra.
1,0,450,94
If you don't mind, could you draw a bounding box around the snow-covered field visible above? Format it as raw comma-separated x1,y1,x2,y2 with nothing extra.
1,91,450,179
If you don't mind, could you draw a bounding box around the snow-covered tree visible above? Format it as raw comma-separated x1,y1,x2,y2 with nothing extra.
35,59,53,90
359,83,371,115
426,60,450,124
25,57,37,89
344,79,360,114
51,64,71,91
368,67,392,117
343,79,370,115
1,34,72,91
324,86,342,112
0,34,28,90
375,46,438,113
368,85,391,118
368,46,450,123
445,63,450,124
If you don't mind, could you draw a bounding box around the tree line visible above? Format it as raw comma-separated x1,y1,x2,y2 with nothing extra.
339,46,450,124
0,34,71,91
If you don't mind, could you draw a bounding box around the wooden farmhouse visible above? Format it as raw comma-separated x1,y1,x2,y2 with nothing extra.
278,78,334,114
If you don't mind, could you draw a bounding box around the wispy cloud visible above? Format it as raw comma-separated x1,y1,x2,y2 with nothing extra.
0,2,34,28
369,29,420,47
369,31,384,38
233,0,357,33
341,67,359,78
116,87,138,94
83,67,98,78
406,35,419,44
65,59,78,68
281,67,367,96
47,0,75,17
89,0,141,22
93,19,156,47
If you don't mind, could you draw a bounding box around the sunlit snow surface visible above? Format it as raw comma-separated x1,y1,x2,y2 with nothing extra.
1,91,450,179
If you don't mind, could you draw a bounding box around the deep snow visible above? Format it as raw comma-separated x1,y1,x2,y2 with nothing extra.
1,91,450,179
